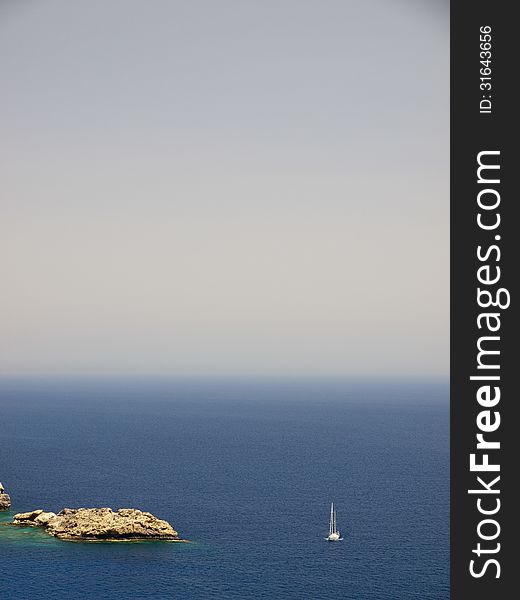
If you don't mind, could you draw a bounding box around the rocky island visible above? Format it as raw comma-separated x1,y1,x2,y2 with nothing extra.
0,482,11,511
11,507,184,542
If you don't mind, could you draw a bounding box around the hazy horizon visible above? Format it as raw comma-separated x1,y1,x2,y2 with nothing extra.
1,0,448,377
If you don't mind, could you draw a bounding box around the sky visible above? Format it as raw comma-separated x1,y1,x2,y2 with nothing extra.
0,0,448,377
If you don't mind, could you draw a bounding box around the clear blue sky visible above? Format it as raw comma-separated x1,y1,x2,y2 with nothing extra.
0,0,448,376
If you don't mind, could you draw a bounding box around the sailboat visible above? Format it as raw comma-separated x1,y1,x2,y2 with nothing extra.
325,502,343,541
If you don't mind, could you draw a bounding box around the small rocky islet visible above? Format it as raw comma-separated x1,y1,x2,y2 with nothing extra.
0,483,11,511
12,507,183,542
0,482,185,542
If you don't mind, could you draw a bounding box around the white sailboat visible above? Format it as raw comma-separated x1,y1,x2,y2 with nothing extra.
325,502,343,541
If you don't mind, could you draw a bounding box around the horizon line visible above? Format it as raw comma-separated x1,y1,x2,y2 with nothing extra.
0,372,449,380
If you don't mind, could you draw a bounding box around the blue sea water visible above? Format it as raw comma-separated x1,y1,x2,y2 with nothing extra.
0,378,448,600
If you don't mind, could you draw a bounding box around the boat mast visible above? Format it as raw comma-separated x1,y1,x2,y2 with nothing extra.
329,502,334,535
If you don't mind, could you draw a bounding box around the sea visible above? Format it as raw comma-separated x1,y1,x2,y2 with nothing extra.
0,377,449,600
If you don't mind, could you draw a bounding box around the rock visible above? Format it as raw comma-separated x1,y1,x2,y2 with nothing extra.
0,493,11,511
12,509,58,527
34,511,58,526
0,482,11,511
12,509,44,524
13,507,181,541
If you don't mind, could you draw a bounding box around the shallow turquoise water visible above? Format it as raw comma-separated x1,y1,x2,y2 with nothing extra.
0,378,449,599
1,511,60,546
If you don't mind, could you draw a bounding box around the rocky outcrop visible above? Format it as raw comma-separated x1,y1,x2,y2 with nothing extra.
0,483,11,511
12,507,182,541
12,509,57,526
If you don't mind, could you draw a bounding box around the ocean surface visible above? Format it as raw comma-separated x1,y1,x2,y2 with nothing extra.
0,378,449,599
